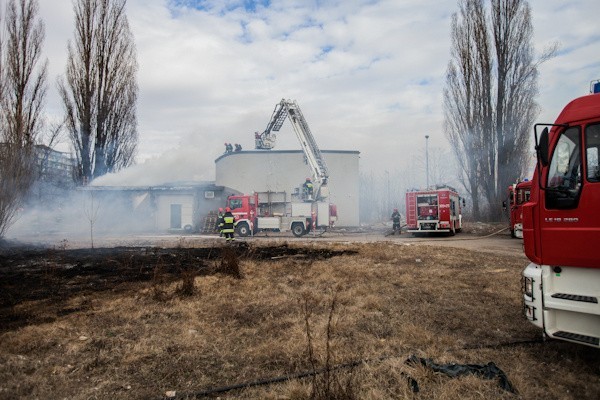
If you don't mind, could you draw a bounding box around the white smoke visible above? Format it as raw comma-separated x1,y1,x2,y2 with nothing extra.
91,143,216,187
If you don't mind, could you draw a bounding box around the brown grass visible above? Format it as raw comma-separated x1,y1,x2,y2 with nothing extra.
0,241,598,399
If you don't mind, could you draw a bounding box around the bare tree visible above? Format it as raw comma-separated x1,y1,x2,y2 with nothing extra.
444,0,489,220
444,0,554,220
0,0,47,238
83,190,100,248
58,0,138,184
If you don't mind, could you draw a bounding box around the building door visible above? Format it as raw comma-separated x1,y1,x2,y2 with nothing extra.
170,204,182,229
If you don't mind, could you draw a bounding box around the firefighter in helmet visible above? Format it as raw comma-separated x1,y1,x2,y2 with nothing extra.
222,207,236,242
391,208,401,235
303,177,314,200
216,207,224,236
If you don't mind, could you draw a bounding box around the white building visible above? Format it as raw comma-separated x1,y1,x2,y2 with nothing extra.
215,150,360,226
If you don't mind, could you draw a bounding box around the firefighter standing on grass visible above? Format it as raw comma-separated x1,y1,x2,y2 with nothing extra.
391,208,401,235
222,207,236,242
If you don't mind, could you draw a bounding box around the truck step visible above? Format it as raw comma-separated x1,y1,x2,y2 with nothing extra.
551,293,598,303
553,331,600,346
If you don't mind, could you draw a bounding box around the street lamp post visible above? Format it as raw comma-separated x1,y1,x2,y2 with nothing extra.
425,135,430,189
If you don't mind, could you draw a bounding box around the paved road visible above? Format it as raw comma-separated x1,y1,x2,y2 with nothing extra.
136,230,526,258
294,230,526,258
5,229,527,259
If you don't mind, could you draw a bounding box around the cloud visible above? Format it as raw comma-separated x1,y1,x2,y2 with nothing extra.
39,0,600,185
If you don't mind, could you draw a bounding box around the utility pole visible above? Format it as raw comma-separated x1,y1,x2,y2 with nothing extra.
425,135,430,189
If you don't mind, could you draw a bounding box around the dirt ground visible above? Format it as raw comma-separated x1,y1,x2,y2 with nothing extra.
0,226,598,399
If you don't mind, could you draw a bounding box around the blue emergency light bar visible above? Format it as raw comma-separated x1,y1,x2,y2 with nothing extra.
591,80,600,94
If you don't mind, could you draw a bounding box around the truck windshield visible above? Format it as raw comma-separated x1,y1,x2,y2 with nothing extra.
586,123,600,182
517,188,530,205
546,126,581,209
229,199,243,210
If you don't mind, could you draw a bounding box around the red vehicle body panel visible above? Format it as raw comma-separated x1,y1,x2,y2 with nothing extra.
507,180,532,235
522,93,600,268
406,188,461,232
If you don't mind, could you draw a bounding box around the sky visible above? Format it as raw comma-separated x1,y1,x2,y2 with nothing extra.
36,0,600,187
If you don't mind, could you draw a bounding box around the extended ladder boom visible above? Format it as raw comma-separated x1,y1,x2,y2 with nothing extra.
256,99,329,195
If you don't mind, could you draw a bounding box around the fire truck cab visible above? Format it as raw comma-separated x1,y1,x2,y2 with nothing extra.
522,91,600,347
405,187,463,235
504,179,532,238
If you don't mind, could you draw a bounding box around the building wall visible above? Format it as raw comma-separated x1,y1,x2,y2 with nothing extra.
156,193,195,231
215,150,360,226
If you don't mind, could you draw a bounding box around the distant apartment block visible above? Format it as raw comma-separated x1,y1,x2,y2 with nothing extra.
34,145,76,188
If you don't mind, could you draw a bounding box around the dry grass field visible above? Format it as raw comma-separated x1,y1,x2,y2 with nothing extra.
0,240,598,399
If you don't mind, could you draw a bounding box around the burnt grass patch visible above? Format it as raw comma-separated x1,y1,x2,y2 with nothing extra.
0,243,356,332
0,239,597,400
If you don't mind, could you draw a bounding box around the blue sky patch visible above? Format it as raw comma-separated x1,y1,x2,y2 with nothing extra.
169,0,271,13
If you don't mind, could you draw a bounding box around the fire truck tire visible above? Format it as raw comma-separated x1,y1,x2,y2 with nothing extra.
291,223,305,237
236,222,251,237
510,228,516,238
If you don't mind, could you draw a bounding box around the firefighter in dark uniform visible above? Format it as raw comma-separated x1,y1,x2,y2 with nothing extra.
391,208,401,235
222,207,236,242
216,207,224,236
303,178,314,200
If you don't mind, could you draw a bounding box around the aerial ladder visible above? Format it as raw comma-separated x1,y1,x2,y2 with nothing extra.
255,99,330,200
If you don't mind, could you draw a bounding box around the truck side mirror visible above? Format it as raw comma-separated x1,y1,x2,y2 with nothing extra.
536,127,549,167
502,200,507,211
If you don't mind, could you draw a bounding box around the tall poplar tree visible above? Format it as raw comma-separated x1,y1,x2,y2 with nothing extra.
0,0,47,237
59,0,138,184
444,0,554,220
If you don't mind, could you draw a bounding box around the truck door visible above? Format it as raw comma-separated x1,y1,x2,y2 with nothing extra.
540,123,600,267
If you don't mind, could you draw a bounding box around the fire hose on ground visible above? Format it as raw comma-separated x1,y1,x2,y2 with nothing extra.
161,338,542,399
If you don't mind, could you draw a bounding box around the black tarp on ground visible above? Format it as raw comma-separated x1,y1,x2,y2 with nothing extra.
406,355,516,393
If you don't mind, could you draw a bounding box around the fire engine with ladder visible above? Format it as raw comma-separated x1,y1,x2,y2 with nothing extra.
522,81,600,347
227,99,335,237
503,179,532,238
405,186,464,235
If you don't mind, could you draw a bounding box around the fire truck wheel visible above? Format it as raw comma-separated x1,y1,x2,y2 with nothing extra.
291,223,305,237
236,222,251,237
449,223,456,236
510,228,516,238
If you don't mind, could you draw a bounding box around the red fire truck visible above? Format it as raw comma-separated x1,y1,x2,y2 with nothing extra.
522,90,600,347
504,179,532,238
226,191,335,237
221,99,336,238
405,186,463,235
